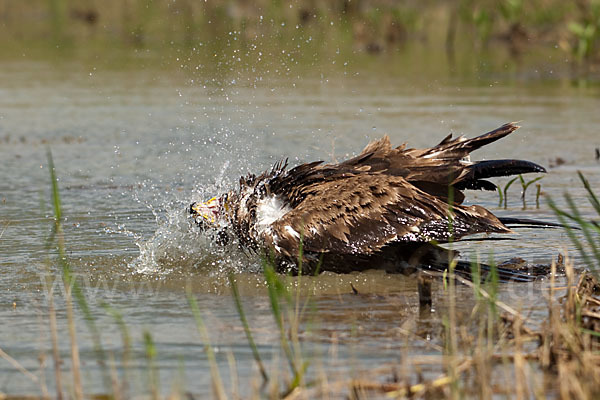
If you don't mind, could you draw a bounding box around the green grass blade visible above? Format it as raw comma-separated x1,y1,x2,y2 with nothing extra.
521,176,543,208
581,328,600,338
47,149,109,388
47,148,62,222
469,256,482,300
485,259,499,317
548,196,595,277
503,177,518,208
496,184,504,208
566,194,600,272
227,273,269,383
143,331,159,400
523,176,543,192
264,262,298,377
518,174,525,190
281,360,310,397
578,171,600,215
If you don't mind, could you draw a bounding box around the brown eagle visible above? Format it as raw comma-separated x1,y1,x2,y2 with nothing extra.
190,123,546,281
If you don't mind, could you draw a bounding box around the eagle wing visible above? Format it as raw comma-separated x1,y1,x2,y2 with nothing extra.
333,122,544,203
259,122,543,259
265,173,510,259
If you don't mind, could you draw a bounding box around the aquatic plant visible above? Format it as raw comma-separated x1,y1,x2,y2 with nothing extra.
0,0,597,64
496,176,518,208
224,235,324,397
548,171,600,278
47,0,67,42
187,286,227,400
518,174,544,209
143,331,160,400
5,154,600,398
101,303,132,396
568,0,600,62
263,263,309,396
47,149,111,399
499,0,524,25
569,20,598,62
496,174,543,209
228,272,268,383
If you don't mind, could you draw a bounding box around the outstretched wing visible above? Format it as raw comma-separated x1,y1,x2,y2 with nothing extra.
336,123,523,182
271,122,544,206
265,173,510,259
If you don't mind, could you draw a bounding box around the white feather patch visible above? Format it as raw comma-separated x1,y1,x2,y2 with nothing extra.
284,225,300,239
256,196,291,235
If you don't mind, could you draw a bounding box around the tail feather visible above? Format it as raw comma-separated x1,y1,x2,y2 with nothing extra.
430,122,520,157
456,122,521,152
455,159,546,189
465,159,546,180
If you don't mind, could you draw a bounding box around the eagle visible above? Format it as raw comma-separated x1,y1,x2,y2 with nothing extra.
190,122,546,281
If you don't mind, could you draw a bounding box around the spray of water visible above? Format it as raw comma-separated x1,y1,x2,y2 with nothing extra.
124,24,324,277
128,163,262,276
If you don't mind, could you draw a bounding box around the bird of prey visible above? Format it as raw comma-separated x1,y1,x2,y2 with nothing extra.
190,122,546,281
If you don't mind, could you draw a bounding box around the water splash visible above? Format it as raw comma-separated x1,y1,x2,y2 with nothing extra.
128,179,261,276
129,206,259,276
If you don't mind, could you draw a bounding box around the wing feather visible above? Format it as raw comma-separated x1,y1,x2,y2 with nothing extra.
265,174,510,259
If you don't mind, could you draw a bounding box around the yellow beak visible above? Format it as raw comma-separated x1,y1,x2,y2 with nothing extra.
190,197,219,224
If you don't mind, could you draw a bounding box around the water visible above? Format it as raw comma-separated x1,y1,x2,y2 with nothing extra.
1,55,599,396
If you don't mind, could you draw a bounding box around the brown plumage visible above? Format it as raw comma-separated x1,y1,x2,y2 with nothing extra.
190,122,546,279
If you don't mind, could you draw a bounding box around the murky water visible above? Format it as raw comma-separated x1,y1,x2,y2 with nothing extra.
1,55,599,396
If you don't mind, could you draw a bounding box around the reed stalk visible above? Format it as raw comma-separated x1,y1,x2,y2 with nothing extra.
228,272,269,383
102,303,132,396
548,172,600,277
0,347,39,384
226,350,240,400
444,184,460,398
40,192,63,400
186,285,227,400
503,176,518,209
45,272,63,400
47,149,111,395
47,149,83,400
263,263,299,377
518,174,543,209
143,331,159,400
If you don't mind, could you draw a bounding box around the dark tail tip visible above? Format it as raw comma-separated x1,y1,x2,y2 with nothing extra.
499,217,581,230
468,159,546,180
455,159,545,190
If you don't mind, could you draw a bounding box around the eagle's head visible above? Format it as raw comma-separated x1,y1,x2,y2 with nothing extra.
189,196,223,229
189,195,234,245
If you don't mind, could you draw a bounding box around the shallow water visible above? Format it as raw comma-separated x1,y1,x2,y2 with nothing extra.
1,54,599,396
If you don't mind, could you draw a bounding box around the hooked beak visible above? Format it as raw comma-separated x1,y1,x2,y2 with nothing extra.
189,197,221,227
